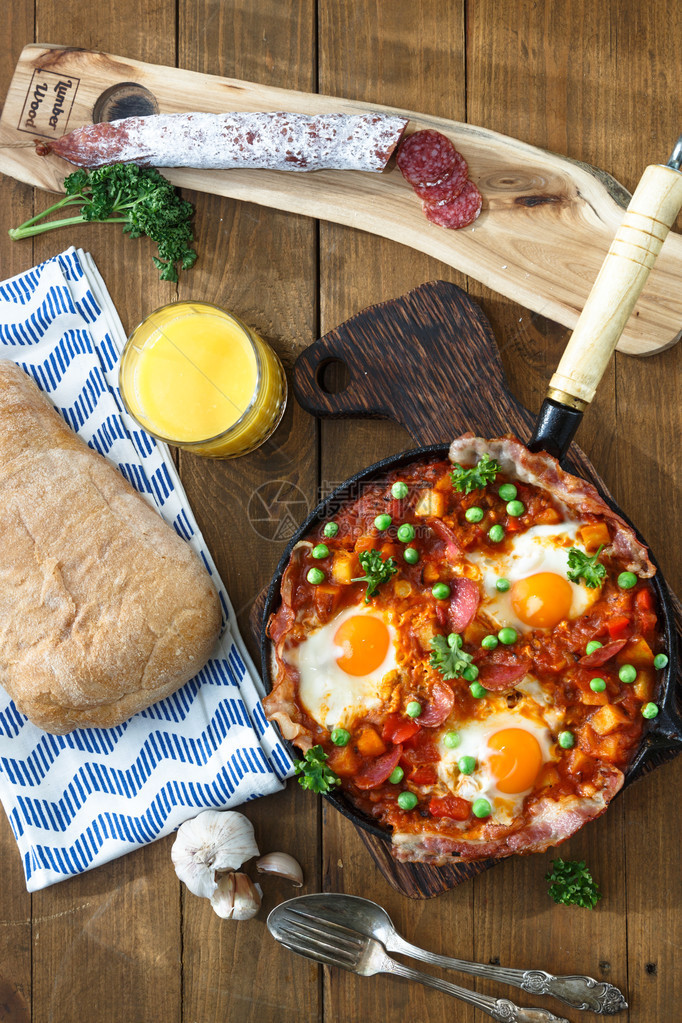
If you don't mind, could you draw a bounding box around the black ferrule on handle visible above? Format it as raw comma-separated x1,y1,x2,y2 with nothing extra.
528,398,584,461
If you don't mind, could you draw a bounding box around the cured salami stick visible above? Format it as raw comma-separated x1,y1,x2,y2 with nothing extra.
37,111,408,172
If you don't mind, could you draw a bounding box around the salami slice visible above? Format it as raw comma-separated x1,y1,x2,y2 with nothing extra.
354,745,403,790
40,111,409,172
419,680,455,727
477,650,533,691
396,129,458,186
578,639,628,667
412,150,468,202
423,179,483,229
447,577,480,633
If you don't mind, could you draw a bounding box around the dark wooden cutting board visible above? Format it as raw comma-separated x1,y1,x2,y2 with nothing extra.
253,279,682,899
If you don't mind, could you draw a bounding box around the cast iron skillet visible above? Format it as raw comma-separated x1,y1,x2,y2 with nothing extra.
260,140,682,843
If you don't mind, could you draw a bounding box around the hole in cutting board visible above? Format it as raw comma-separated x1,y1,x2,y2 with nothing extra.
92,83,159,124
317,358,350,395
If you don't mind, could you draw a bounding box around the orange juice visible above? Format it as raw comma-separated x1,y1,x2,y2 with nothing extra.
119,302,286,457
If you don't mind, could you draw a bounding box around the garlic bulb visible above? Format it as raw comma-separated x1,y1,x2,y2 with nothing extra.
171,810,259,898
256,852,304,887
210,872,262,920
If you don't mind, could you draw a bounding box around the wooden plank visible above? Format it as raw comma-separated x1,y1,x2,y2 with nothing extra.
317,4,479,1022
175,3,321,1022
0,6,35,1019
26,8,182,1023
2,47,682,355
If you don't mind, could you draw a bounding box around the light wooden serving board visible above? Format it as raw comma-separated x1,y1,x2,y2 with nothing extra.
1,42,682,356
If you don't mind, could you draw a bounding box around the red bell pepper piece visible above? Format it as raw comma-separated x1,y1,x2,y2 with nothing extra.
381,713,420,745
428,795,471,820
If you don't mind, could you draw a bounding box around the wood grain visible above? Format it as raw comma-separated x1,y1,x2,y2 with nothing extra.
175,3,321,1022
2,44,682,355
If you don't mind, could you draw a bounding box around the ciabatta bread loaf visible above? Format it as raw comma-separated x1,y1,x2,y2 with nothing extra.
0,361,222,734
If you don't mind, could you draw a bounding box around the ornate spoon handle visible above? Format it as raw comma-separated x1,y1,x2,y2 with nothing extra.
381,953,571,1023
388,936,627,1015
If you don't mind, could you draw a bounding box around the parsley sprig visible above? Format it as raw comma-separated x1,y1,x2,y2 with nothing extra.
9,164,197,282
545,858,602,909
450,453,501,494
352,549,398,603
294,745,341,794
567,545,606,589
430,633,476,680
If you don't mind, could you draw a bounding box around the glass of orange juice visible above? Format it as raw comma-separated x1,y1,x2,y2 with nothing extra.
119,301,287,457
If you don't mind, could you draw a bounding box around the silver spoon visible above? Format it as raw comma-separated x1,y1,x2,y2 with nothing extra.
268,893,627,1016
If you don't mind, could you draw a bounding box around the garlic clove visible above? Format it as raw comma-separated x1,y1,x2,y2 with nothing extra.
171,810,259,898
256,852,304,887
210,872,262,920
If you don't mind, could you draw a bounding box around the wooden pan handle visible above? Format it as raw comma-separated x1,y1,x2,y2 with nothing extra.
549,161,682,406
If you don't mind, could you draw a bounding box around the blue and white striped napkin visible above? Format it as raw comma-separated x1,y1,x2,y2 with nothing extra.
0,247,293,891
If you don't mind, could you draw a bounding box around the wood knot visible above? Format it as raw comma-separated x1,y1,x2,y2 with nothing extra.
514,194,566,207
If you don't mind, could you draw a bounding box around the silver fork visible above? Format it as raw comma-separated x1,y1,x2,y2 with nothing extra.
268,905,572,1023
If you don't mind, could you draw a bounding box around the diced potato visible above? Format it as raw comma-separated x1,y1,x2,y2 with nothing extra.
538,764,560,789
328,745,360,777
595,734,624,762
578,686,609,706
533,506,562,525
634,667,655,702
580,521,611,552
568,748,592,775
590,704,630,736
414,488,447,519
331,551,356,585
355,727,387,758
393,579,412,598
422,562,440,584
616,637,655,668
434,473,453,492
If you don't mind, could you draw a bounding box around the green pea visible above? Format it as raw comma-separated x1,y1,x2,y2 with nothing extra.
618,571,638,590
590,677,606,693
307,567,325,585
374,513,392,531
558,730,575,749
442,731,461,749
619,664,637,684
495,577,511,592
312,543,330,559
472,798,492,818
481,634,499,650
462,665,480,682
406,700,422,718
397,791,418,810
642,703,659,719
488,524,505,543
586,640,603,655
469,681,487,699
323,521,339,538
403,547,419,564
458,755,476,775
654,653,669,670
391,481,409,499
465,506,484,523
498,627,518,645
388,765,404,784
432,583,451,600
331,727,350,746
397,523,415,543
498,483,517,501
506,500,525,517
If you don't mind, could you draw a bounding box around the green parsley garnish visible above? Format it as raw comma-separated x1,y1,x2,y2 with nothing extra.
545,858,602,909
9,164,197,282
352,549,398,603
429,633,476,680
450,453,501,494
566,545,607,589
294,745,341,794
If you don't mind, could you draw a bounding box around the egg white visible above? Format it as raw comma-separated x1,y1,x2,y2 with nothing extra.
466,521,599,633
285,603,398,731
437,698,558,823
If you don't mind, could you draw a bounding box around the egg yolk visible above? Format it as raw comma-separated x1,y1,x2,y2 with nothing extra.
487,727,544,793
334,615,391,677
510,571,574,628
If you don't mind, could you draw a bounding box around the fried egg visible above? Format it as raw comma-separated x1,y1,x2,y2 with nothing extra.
466,521,600,632
438,699,558,823
285,604,398,730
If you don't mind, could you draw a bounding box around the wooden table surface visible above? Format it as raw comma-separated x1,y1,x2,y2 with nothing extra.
1,2,681,1022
